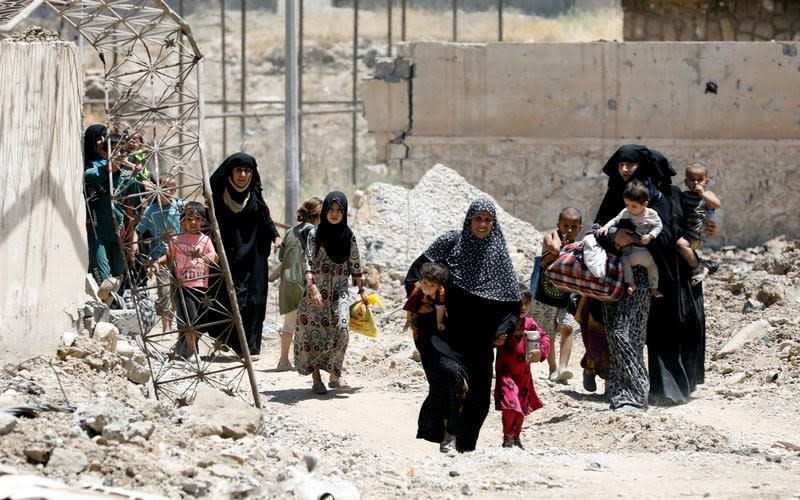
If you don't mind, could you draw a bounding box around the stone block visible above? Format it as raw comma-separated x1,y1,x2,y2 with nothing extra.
373,57,412,81
184,385,263,440
0,414,17,435
93,322,118,352
715,319,770,359
109,309,141,338
47,448,88,474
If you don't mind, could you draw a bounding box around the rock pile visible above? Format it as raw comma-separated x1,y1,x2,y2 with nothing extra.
352,164,542,280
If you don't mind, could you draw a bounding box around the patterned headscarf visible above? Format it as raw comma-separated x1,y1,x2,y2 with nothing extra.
424,198,520,302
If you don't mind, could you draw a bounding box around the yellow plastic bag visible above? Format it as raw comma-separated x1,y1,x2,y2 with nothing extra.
349,294,383,338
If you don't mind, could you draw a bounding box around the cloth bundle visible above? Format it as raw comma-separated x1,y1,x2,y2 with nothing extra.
544,241,624,302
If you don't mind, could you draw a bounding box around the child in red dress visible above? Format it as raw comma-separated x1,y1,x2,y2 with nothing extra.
494,283,551,449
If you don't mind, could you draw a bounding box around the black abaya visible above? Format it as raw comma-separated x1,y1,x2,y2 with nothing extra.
595,146,706,404
208,153,279,356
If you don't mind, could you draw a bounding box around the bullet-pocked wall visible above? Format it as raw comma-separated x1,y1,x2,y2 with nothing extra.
0,40,86,360
362,41,800,247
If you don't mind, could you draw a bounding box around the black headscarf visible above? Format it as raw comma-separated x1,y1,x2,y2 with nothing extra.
83,124,107,170
595,144,674,225
207,152,280,357
209,152,279,262
210,152,266,209
424,198,520,303
315,191,353,264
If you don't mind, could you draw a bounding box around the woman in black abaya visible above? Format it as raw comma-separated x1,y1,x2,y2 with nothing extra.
208,152,280,357
408,199,520,452
594,145,707,408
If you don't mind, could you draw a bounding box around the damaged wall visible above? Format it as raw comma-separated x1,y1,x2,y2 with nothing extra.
362,41,800,247
0,40,86,360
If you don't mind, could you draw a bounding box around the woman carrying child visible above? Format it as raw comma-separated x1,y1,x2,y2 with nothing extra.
494,284,550,449
275,197,323,371
407,198,520,453
594,145,710,408
294,191,367,395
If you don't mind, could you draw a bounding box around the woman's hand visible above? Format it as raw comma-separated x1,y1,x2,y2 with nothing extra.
493,334,507,347
613,228,636,248
273,236,282,253
359,289,369,304
309,284,323,307
528,349,543,363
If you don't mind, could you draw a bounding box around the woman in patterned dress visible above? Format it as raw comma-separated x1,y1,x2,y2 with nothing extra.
293,192,367,395
594,145,709,410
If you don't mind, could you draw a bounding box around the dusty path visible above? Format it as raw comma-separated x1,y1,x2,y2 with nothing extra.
251,330,800,498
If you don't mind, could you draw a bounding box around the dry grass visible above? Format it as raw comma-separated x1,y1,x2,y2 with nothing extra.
189,5,622,49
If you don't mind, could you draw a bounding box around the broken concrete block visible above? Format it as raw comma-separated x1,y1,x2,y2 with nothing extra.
109,310,141,338
93,322,118,352
715,319,770,359
47,448,88,474
0,414,17,435
74,398,129,435
24,443,53,464
62,331,77,347
184,386,263,440
116,340,134,358
125,355,151,385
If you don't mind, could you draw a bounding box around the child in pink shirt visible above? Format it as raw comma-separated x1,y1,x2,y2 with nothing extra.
494,283,551,449
157,202,218,361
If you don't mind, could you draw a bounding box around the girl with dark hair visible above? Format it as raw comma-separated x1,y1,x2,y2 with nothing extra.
208,152,280,358
293,192,366,395
83,124,107,171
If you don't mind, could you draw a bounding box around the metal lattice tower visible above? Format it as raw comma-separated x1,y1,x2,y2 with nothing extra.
42,0,261,408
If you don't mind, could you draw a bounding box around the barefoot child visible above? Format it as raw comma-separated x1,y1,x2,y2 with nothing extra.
530,207,582,384
403,261,448,370
597,180,663,298
157,202,218,362
494,284,551,449
678,162,721,285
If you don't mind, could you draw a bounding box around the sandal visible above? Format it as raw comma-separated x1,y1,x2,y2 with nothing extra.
312,381,328,395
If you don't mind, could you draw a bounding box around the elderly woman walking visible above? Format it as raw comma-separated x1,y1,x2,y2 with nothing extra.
408,198,520,452
208,152,280,358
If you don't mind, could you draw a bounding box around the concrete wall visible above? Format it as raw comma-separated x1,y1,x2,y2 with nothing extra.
362,41,800,247
0,41,86,360
622,0,800,41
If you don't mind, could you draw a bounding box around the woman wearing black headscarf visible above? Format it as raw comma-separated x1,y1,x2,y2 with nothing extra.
294,191,366,395
83,124,107,171
593,144,708,408
408,198,520,452
208,152,280,357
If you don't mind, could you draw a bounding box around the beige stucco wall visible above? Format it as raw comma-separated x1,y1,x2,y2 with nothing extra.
362,41,800,247
0,41,86,360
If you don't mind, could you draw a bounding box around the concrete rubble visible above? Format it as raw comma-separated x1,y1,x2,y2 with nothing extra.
0,171,798,498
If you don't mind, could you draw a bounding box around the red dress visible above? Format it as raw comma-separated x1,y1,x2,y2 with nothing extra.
494,317,551,415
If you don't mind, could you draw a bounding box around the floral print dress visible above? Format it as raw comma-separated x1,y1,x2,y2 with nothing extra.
293,227,363,378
